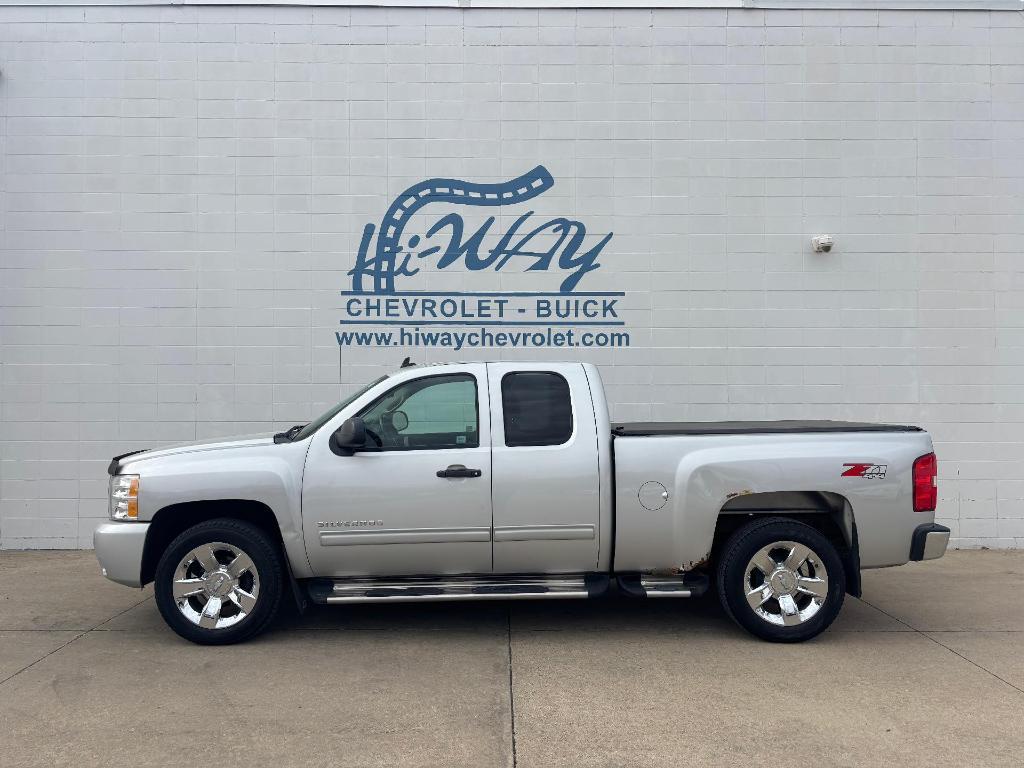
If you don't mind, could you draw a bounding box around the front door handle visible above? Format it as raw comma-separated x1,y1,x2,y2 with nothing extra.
437,464,482,479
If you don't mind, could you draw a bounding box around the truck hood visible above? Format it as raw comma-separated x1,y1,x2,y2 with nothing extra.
116,433,276,471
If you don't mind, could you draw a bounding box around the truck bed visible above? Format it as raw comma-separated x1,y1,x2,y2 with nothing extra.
612,420,922,437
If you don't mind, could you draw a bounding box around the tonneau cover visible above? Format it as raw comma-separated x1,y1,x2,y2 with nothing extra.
612,420,922,437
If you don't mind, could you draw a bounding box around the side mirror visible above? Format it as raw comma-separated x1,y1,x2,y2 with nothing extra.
331,417,367,455
386,410,409,433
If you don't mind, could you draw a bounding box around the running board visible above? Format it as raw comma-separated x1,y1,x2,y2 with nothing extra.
616,572,710,599
307,574,609,605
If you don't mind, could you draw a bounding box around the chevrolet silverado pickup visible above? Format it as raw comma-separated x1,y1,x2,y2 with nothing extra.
95,361,948,645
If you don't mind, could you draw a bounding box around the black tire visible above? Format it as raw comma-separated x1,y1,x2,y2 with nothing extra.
716,517,846,643
154,518,284,645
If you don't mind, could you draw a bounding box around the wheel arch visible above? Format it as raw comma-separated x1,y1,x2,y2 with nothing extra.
141,499,283,587
711,491,861,598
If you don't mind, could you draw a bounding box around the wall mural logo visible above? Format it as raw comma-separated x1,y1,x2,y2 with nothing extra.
337,166,629,351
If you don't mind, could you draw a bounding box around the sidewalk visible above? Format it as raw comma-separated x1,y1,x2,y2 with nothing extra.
1,550,1022,767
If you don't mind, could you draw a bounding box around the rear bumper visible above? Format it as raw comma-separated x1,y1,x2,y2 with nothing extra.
909,523,950,562
94,521,150,587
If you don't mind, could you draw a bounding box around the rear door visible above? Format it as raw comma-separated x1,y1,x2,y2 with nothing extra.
487,362,601,573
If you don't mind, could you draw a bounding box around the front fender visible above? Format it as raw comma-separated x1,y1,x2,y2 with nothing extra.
133,441,312,577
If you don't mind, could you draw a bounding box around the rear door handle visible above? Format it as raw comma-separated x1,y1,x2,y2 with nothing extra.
437,464,482,479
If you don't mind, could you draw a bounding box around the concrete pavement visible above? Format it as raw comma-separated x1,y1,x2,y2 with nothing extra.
1,550,1022,767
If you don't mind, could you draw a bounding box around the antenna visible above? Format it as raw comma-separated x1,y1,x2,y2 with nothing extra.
400,356,415,368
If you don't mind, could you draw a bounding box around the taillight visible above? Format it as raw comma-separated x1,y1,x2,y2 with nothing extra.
912,453,937,512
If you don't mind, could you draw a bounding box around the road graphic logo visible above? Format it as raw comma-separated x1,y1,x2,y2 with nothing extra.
337,166,629,350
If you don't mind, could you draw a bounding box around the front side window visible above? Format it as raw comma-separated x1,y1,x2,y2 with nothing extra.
359,374,479,451
501,372,573,447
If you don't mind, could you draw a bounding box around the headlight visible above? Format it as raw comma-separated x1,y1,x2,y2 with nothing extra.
109,475,140,520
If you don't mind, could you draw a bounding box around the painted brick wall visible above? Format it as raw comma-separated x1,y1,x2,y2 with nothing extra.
1,5,1023,549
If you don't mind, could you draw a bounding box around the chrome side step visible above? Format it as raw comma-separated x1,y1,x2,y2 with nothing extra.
616,572,710,599
308,575,609,605
640,577,698,598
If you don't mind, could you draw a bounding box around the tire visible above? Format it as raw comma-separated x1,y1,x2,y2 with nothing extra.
154,518,284,645
716,517,846,643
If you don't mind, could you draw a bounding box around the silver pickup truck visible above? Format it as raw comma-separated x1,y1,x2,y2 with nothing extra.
95,361,948,645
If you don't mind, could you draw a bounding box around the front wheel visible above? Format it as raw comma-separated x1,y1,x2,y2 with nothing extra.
154,519,284,645
716,517,846,643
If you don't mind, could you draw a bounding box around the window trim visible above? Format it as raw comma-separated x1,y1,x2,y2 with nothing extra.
356,372,481,453
500,370,574,448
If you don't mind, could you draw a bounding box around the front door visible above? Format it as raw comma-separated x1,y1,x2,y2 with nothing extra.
301,365,492,577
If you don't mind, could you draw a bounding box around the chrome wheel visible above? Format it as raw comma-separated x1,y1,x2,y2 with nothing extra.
172,542,260,630
744,540,828,627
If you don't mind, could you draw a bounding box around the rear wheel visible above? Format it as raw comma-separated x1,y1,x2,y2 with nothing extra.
154,519,283,645
716,517,845,643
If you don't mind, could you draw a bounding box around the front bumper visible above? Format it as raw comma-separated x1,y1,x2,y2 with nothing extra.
94,521,150,587
909,523,950,561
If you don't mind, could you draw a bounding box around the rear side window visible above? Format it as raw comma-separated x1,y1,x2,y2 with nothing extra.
501,372,573,447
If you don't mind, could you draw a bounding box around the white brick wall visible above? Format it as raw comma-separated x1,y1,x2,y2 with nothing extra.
1,5,1023,549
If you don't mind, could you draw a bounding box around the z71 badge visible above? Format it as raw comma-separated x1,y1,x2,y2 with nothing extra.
842,463,887,479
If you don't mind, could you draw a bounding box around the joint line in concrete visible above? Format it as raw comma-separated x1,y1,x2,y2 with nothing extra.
507,608,518,768
0,593,152,688
859,598,1024,697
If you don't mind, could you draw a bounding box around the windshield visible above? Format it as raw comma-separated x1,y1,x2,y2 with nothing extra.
292,376,388,441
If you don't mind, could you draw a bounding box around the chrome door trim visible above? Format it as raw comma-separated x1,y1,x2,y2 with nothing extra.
492,524,596,542
319,526,492,547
